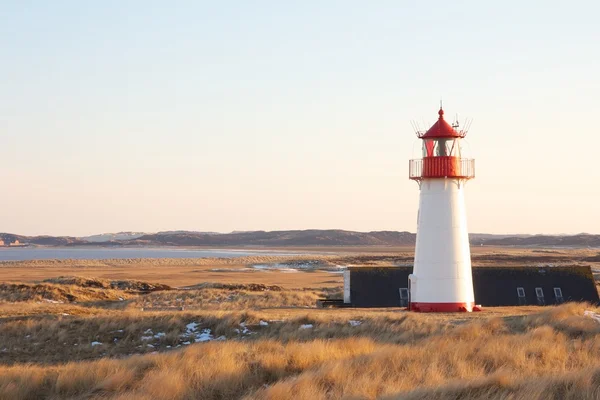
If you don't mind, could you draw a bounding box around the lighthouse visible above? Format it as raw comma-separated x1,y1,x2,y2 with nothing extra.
408,107,478,312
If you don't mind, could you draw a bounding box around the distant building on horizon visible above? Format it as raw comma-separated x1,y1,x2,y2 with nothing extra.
0,239,23,246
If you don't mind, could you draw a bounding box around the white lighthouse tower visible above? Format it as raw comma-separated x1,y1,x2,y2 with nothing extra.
408,107,479,312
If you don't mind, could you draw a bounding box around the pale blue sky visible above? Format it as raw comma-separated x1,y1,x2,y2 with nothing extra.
1,1,599,236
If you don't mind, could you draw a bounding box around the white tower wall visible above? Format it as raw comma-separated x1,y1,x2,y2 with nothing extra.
411,178,475,311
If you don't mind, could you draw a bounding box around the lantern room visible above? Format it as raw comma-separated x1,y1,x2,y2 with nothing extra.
422,138,462,158
409,108,475,181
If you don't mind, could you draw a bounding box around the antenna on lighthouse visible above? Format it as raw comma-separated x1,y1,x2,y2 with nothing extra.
410,120,425,138
461,117,473,136
452,114,460,130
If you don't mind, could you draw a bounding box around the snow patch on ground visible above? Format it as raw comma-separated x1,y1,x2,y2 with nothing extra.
180,323,227,343
239,322,252,334
194,329,213,342
91,341,102,346
259,320,269,326
186,322,199,334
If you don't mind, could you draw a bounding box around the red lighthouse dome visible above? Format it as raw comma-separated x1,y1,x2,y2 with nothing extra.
419,108,465,139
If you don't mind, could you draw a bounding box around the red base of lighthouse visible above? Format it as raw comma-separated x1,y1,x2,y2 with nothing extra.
410,302,482,313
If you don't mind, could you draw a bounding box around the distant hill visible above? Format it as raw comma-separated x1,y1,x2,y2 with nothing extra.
1,230,599,248
126,230,416,247
0,233,86,246
81,232,148,243
470,234,600,247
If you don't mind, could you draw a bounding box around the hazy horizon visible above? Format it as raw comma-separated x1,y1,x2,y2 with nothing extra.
2,1,599,236
3,228,597,239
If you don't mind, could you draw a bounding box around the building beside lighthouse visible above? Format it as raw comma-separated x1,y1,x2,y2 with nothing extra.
408,107,477,312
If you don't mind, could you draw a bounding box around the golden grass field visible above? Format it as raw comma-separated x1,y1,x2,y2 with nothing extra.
1,246,600,399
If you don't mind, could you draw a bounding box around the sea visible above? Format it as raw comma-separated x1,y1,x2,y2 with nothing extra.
0,247,302,262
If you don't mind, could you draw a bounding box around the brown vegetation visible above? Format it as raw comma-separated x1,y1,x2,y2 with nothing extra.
1,302,600,399
0,282,131,303
0,248,599,399
44,276,172,292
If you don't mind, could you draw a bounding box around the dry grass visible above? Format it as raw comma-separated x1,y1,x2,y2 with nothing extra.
385,367,600,400
44,276,171,291
131,286,322,311
0,248,599,399
0,282,133,303
0,338,378,400
1,299,600,399
0,300,452,365
0,276,171,304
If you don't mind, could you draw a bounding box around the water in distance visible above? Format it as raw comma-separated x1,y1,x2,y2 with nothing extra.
0,247,301,262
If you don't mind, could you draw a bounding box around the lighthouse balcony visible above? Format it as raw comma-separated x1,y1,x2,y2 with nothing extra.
409,157,475,180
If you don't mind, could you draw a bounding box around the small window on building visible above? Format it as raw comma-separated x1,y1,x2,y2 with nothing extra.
535,287,545,306
517,287,526,305
554,287,564,304
399,288,409,307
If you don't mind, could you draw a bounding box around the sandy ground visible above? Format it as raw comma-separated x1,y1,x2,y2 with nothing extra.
0,246,597,289
0,264,341,289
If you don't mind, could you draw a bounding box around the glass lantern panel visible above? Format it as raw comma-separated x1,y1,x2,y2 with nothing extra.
422,139,435,157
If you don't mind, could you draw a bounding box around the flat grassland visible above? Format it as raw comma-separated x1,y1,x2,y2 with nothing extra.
1,247,600,399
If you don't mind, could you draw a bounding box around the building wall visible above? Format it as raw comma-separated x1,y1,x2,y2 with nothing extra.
347,266,599,308
349,267,412,307
472,266,599,306
343,270,351,304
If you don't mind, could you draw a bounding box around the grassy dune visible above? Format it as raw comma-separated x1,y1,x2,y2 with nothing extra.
1,302,600,399
1,248,599,399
